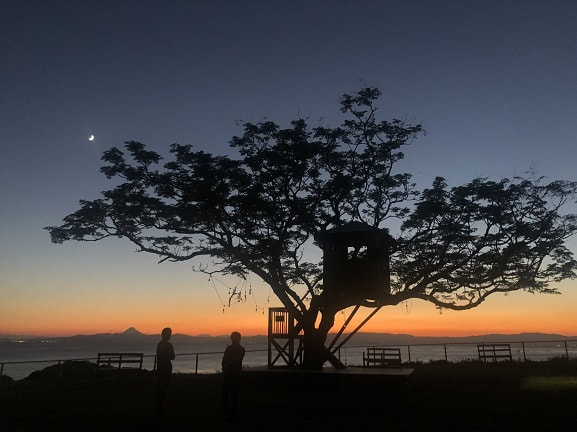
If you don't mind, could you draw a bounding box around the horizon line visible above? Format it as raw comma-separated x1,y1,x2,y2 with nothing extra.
2,328,576,340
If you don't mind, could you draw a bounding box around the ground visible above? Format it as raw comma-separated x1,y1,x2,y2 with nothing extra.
1,360,576,431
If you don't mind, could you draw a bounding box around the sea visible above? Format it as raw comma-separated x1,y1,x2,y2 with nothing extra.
2,335,576,381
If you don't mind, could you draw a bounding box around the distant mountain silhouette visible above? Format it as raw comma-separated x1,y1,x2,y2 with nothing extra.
120,327,144,336
2,330,574,345
347,332,576,346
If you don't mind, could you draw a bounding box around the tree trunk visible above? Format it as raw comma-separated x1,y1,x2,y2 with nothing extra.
302,331,325,369
301,308,345,370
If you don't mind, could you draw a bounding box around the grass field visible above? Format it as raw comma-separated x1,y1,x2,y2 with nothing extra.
1,360,576,431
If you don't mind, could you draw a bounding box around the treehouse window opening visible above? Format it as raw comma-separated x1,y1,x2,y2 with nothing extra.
317,221,392,303
348,245,368,260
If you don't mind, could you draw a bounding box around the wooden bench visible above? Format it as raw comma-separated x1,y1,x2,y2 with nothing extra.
477,344,512,362
96,352,144,369
363,347,402,368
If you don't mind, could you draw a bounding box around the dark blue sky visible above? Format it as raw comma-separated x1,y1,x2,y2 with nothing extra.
2,0,577,336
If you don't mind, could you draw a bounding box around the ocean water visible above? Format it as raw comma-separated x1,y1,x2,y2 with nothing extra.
0,339,269,380
2,339,576,381
340,341,577,364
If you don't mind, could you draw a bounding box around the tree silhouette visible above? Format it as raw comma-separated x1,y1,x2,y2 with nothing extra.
46,88,577,368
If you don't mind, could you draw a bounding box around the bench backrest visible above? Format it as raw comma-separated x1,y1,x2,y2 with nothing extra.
96,352,144,369
363,347,402,367
477,344,512,362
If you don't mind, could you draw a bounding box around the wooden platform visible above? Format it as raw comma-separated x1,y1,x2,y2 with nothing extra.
244,366,414,383
243,366,414,394
245,366,413,377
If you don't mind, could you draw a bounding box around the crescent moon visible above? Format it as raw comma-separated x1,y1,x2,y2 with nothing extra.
88,134,95,141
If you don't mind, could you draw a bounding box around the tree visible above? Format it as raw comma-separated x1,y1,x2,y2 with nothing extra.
46,88,577,368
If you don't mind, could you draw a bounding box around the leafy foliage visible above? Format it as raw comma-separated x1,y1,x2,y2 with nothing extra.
46,87,577,338
394,176,577,310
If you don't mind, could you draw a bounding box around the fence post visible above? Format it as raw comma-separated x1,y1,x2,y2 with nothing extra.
195,353,199,374
444,344,448,362
407,345,411,363
564,341,569,359
522,342,526,362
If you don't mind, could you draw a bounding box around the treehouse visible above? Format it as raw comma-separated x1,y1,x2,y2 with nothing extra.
268,221,393,369
316,221,392,308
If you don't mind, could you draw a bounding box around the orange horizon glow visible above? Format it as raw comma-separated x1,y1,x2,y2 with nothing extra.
3,260,575,339
3,289,577,338
4,324,576,338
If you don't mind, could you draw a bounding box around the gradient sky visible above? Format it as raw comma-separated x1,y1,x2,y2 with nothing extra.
2,0,577,337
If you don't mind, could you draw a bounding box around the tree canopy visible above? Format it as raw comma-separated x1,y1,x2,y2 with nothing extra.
46,87,577,367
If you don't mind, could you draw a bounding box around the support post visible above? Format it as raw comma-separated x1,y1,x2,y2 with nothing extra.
330,306,382,354
327,305,360,352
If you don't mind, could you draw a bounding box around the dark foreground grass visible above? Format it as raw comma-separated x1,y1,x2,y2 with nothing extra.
1,360,576,431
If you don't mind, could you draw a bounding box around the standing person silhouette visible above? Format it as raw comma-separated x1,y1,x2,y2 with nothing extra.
221,331,245,421
155,327,175,414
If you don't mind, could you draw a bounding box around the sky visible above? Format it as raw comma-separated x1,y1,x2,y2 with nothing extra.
1,0,577,338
